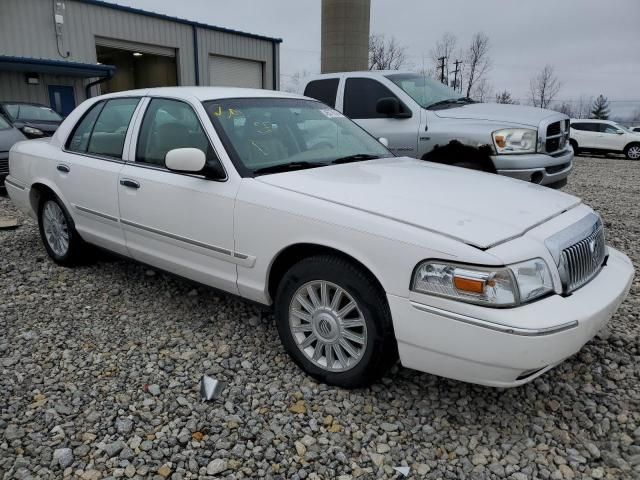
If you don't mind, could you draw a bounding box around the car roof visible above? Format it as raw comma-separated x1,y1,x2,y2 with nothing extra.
97,87,310,102
307,70,415,80
0,101,52,107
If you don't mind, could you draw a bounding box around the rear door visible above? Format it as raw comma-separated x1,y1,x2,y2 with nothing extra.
573,122,600,149
60,97,141,255
117,96,240,294
342,77,418,157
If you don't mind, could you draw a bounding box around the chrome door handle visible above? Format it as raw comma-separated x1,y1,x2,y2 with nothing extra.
56,164,70,173
120,179,140,189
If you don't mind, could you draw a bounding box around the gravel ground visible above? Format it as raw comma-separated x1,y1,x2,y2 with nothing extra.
1,155,639,480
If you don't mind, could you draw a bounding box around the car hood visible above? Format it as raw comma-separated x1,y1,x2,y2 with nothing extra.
256,157,580,249
433,103,562,127
0,127,26,151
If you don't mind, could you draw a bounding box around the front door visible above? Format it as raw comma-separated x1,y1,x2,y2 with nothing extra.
599,123,626,152
48,85,76,117
342,78,419,157
118,97,239,294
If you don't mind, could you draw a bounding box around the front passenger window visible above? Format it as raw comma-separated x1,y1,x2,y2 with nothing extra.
136,98,214,168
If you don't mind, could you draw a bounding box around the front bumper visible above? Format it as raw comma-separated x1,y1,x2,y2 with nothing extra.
389,247,634,387
492,147,573,186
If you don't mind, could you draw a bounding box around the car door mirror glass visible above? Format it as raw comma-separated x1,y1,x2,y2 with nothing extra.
165,148,206,173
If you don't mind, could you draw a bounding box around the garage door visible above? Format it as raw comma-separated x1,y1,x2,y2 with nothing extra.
209,55,263,89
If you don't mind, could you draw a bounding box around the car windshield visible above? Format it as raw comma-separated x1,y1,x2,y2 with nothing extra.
0,115,10,129
204,98,391,175
386,73,464,109
614,123,632,133
4,103,62,122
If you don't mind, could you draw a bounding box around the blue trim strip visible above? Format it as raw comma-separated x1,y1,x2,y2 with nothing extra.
76,0,283,44
0,55,115,77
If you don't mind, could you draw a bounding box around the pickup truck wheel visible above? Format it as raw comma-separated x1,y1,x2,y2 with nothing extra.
38,195,84,266
625,144,640,160
275,255,398,388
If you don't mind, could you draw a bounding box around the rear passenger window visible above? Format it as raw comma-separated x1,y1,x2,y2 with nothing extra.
136,98,214,168
304,79,340,108
66,102,105,153
87,98,140,158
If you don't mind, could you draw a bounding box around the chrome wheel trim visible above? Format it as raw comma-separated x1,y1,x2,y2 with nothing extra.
628,146,640,160
42,200,70,257
289,280,368,372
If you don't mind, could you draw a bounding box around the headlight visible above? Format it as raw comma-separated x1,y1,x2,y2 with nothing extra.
492,128,537,154
22,126,44,136
411,258,553,307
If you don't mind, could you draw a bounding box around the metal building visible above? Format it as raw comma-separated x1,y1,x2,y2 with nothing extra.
0,0,281,116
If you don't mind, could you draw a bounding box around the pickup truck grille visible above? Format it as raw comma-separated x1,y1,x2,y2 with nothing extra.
545,120,570,154
0,153,8,174
561,226,606,292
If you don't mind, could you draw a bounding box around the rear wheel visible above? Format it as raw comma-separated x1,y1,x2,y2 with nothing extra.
569,139,579,155
275,255,398,388
624,144,640,160
38,194,84,266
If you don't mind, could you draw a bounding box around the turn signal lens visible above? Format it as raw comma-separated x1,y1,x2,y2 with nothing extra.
453,275,485,294
494,135,506,148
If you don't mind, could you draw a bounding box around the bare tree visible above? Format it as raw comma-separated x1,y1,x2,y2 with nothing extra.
280,70,312,94
369,34,407,70
529,65,561,108
464,32,491,98
556,102,575,117
430,32,458,82
495,90,518,104
573,95,594,119
472,78,493,102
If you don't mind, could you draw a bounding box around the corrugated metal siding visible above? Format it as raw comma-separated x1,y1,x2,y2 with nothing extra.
0,0,279,100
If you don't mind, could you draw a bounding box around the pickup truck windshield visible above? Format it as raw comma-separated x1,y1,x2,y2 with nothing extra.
386,73,464,109
204,98,391,176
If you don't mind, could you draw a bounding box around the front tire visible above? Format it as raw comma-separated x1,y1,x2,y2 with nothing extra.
38,194,84,266
274,255,398,388
624,143,640,160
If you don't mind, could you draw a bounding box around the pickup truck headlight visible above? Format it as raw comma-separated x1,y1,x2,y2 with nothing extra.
411,258,553,307
492,128,537,154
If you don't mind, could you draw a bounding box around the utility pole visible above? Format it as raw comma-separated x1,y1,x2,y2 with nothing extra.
452,60,461,92
437,56,446,84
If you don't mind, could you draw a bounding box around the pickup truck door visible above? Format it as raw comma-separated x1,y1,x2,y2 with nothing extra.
341,78,419,157
58,97,142,256
117,97,240,294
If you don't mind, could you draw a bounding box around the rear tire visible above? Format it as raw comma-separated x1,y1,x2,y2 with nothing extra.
37,194,85,266
624,143,640,160
569,139,579,155
274,255,398,388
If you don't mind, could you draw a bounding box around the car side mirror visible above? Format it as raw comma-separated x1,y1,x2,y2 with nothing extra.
165,148,206,173
616,131,624,135
378,137,389,147
376,97,412,119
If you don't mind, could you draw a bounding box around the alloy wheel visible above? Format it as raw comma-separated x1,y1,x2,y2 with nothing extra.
288,280,368,372
42,200,70,257
628,146,640,160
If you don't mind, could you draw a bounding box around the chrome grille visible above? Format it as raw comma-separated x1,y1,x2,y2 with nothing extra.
560,226,606,292
544,119,570,154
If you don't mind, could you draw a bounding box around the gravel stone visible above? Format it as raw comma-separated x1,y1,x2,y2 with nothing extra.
1,156,639,479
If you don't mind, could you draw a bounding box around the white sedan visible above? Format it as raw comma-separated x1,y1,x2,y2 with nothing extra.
5,87,634,388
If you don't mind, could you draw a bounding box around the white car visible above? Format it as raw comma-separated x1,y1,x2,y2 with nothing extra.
570,119,640,160
5,88,634,388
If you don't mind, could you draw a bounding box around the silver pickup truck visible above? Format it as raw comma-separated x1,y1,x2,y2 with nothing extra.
303,71,573,188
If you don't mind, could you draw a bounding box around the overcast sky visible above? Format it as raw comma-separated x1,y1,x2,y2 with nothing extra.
104,0,640,117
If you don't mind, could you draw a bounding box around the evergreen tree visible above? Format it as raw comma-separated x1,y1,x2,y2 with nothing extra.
590,95,610,119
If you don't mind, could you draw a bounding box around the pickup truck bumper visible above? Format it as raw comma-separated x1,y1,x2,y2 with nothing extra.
492,147,573,187
388,247,634,388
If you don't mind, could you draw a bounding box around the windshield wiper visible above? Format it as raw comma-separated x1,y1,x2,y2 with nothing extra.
427,97,475,110
253,161,326,175
331,154,381,164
